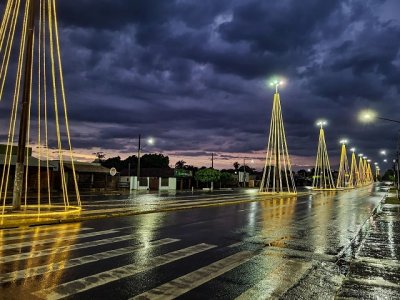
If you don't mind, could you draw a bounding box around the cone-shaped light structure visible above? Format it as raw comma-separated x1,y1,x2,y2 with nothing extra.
259,81,296,194
1,0,81,218
336,139,351,189
348,148,361,187
312,120,335,190
358,154,365,185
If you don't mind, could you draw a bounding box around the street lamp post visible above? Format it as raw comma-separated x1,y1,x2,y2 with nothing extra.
136,134,141,190
243,158,246,188
136,135,154,190
12,0,37,210
358,109,400,198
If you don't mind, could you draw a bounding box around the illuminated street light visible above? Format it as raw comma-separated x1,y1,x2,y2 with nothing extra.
358,109,377,123
268,78,285,93
316,120,327,128
137,135,156,190
358,109,400,124
380,150,387,155
340,139,349,145
350,147,356,152
384,159,388,163
147,137,155,145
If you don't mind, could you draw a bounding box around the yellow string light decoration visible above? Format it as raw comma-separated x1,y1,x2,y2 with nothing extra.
312,120,336,191
348,148,361,187
336,139,351,189
260,80,296,195
0,0,81,222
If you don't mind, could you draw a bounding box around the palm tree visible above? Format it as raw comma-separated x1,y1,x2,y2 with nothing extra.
175,160,186,169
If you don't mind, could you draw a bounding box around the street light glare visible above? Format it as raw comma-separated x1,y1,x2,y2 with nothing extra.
350,147,356,152
147,137,155,145
316,119,327,127
339,139,348,145
358,109,377,123
380,150,387,155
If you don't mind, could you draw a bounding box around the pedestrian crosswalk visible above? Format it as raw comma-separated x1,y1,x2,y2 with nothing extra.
0,224,313,299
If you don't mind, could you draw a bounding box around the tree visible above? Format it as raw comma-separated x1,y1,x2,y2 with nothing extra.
233,161,240,170
140,153,170,168
220,172,235,187
101,156,122,170
382,169,395,182
195,168,221,186
175,160,186,169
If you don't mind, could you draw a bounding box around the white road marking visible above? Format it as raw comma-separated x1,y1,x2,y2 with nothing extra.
0,227,93,242
0,238,179,284
131,251,255,300
0,229,119,251
0,233,141,264
0,226,93,235
33,243,216,300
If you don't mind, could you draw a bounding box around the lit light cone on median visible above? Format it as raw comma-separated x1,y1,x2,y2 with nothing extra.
349,148,361,187
0,0,81,220
259,80,296,194
312,120,336,190
336,139,351,189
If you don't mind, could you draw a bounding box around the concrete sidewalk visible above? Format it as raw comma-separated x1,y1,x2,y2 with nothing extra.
336,196,400,299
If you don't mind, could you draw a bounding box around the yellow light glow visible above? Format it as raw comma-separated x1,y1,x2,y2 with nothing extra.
358,109,377,123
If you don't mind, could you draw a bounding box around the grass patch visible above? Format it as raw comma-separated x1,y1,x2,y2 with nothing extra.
385,197,400,205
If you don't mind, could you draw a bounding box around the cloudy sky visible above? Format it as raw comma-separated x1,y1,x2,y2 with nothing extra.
2,0,400,170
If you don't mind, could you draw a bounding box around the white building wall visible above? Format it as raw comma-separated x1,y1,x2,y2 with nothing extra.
159,178,176,190
128,176,149,190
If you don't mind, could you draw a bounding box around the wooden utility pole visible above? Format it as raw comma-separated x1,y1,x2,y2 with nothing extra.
12,0,37,210
136,134,141,190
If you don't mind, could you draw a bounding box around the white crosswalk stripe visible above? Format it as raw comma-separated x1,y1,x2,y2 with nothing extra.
0,229,119,251
0,226,92,235
0,238,179,284
131,251,255,300
32,243,216,300
0,227,93,242
0,233,142,264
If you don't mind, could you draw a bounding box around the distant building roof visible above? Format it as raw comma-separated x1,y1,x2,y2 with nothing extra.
0,144,32,156
63,162,110,174
0,154,57,168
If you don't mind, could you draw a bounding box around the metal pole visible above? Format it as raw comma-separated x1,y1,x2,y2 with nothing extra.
397,132,400,199
136,134,141,190
12,0,37,210
243,158,246,188
211,153,214,169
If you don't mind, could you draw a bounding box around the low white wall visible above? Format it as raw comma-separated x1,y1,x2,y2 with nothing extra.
159,178,176,190
128,176,149,190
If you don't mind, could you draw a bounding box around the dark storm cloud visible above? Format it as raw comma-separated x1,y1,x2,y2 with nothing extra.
1,0,399,168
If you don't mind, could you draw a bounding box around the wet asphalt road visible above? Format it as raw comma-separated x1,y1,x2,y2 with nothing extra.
0,185,385,299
